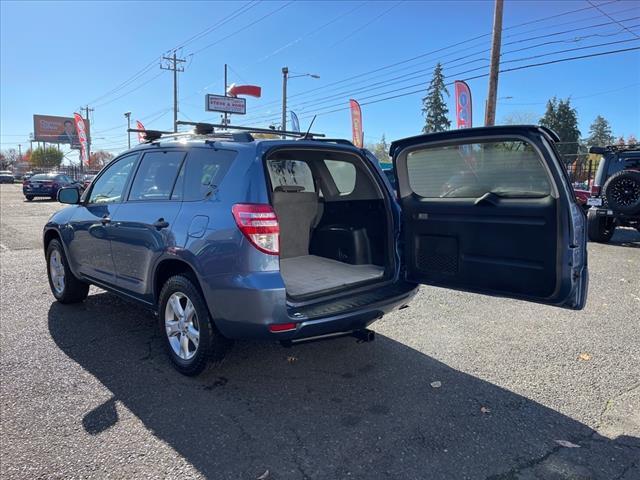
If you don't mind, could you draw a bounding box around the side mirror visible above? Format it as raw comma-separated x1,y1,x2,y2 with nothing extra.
58,187,80,204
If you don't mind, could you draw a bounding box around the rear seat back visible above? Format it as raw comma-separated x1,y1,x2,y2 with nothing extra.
272,185,319,258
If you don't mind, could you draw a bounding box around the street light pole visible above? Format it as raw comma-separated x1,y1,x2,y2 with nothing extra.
281,67,288,137
281,68,320,137
124,112,131,149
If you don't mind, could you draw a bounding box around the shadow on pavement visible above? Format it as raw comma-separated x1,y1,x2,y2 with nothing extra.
48,294,639,479
606,227,640,249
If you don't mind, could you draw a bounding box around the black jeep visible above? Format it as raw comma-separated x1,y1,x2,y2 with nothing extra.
586,145,640,242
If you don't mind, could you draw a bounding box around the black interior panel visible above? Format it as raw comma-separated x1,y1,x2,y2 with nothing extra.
311,200,387,266
405,195,558,298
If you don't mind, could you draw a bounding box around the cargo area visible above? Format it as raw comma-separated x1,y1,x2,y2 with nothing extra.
266,148,391,299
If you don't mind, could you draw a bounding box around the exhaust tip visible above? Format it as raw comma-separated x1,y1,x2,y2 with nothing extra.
352,329,375,343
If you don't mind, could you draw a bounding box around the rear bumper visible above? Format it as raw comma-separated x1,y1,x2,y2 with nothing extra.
23,187,56,196
204,271,418,340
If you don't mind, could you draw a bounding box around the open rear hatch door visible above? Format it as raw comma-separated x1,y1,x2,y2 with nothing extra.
392,125,588,310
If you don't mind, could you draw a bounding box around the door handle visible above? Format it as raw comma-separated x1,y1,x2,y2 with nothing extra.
101,215,111,225
153,218,170,230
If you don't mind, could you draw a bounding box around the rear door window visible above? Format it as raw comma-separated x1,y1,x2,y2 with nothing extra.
177,148,235,201
128,151,185,201
267,159,315,192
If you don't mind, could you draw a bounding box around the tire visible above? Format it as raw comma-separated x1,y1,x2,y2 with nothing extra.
46,239,90,303
25,195,34,201
158,275,229,376
603,170,640,215
587,209,615,243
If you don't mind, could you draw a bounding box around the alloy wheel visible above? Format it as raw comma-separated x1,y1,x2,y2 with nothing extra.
164,292,200,360
49,249,65,295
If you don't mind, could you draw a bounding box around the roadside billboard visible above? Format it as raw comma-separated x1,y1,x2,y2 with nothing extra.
33,114,91,147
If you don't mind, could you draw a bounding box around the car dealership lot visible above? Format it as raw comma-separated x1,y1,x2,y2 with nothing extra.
1,183,638,479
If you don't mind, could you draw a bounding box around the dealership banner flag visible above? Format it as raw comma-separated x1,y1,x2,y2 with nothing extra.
349,99,363,148
290,111,300,132
73,113,89,165
454,80,472,129
136,120,146,143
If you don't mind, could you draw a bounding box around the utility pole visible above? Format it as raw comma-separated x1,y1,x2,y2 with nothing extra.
281,66,288,138
161,51,186,132
82,106,93,173
484,0,504,127
124,111,132,149
18,144,22,162
223,64,229,127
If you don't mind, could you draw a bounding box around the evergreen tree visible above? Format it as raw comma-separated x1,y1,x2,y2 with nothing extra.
586,115,614,147
539,97,581,160
373,134,391,163
422,63,450,133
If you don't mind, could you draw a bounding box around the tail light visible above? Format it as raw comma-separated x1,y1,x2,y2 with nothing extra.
231,204,279,255
590,184,601,196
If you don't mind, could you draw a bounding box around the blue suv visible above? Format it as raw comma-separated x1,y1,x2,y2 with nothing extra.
45,125,589,375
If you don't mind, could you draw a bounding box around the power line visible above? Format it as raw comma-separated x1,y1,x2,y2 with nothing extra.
243,34,639,125
241,5,638,119
327,0,404,48
502,82,640,105
588,0,640,39
294,45,640,121
189,1,295,56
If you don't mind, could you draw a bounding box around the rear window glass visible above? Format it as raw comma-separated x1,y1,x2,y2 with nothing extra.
406,140,551,198
268,159,315,192
129,151,185,201
30,174,54,181
177,148,235,201
324,159,356,195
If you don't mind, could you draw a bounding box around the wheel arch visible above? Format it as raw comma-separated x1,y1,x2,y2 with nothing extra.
154,258,204,304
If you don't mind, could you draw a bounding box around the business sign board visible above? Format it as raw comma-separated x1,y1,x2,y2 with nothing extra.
205,94,246,114
33,114,90,147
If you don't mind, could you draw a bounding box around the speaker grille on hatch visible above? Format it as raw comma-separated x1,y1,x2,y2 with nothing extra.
415,236,458,276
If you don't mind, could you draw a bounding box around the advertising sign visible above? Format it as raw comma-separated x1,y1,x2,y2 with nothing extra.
136,120,146,143
33,114,90,146
74,113,89,165
454,81,472,129
349,99,363,148
290,111,300,133
205,94,246,114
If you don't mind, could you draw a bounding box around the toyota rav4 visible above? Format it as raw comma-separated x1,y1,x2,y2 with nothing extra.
45,124,589,375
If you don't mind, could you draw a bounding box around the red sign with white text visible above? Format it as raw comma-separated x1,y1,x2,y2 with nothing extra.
349,99,363,148
74,113,89,165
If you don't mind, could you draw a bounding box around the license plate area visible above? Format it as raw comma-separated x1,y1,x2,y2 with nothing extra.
586,197,602,206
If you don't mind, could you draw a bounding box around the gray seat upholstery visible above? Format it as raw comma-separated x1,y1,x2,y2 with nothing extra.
272,186,319,258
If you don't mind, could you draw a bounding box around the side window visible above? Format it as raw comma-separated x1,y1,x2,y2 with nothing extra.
267,159,315,192
181,148,235,201
406,140,551,198
324,159,356,195
128,151,185,201
88,154,138,204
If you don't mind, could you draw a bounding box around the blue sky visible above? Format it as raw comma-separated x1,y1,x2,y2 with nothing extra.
1,0,639,162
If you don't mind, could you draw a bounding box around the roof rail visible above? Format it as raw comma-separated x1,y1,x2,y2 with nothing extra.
310,138,356,146
176,120,325,138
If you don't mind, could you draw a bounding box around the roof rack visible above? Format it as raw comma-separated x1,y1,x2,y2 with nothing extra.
176,121,325,138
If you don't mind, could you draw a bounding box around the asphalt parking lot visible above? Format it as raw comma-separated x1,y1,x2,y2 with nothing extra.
0,182,638,480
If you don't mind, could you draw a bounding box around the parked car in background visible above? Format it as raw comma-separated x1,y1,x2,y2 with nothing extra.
81,174,96,190
0,170,14,183
586,145,640,242
22,171,34,181
44,125,588,376
23,173,81,201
